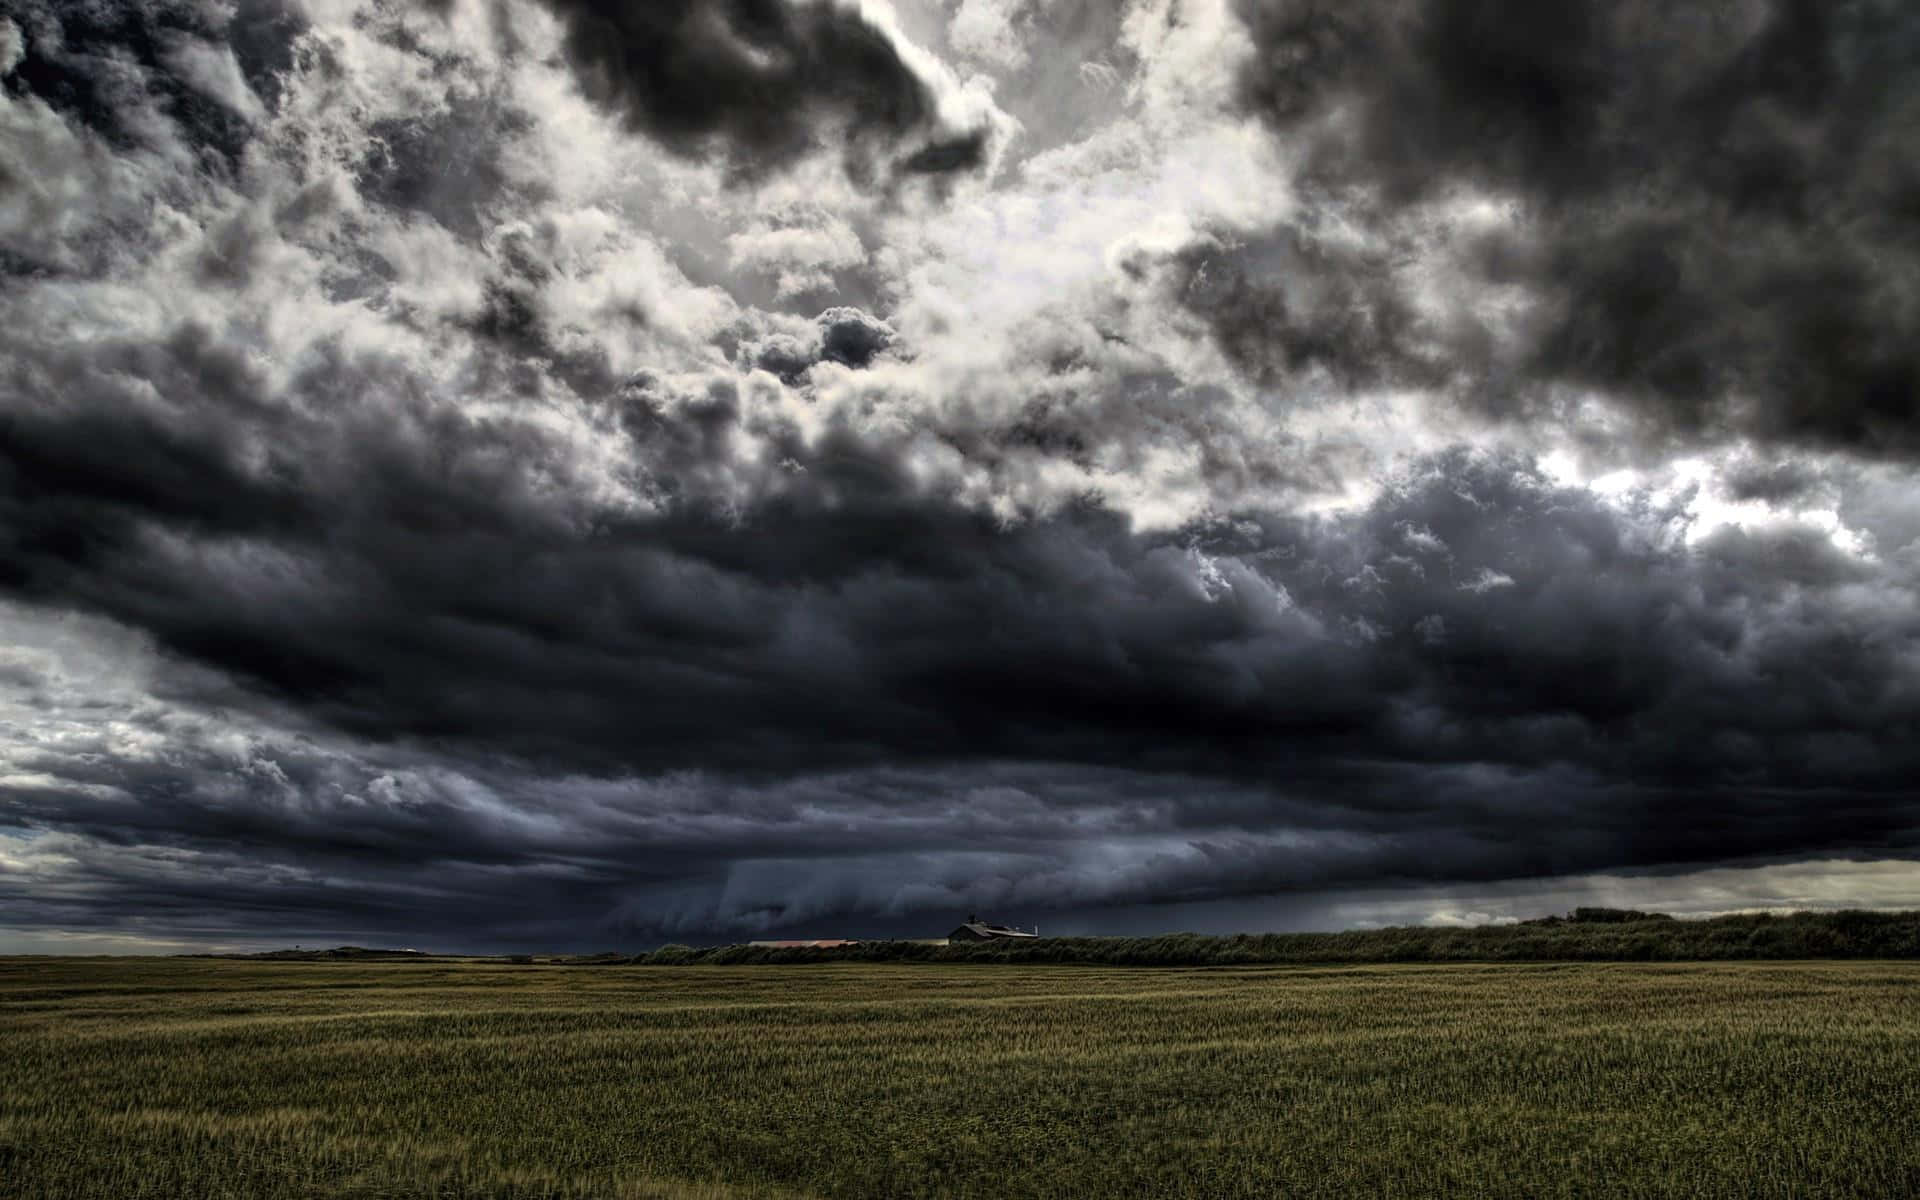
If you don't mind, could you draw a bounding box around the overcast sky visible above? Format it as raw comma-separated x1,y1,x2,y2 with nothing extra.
2,0,1918,953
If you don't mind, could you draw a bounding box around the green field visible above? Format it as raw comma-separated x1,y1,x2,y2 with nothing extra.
4,960,1918,1198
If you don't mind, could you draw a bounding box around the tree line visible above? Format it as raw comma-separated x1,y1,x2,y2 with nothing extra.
616,909,1920,966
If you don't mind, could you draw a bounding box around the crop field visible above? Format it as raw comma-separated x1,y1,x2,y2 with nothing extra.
4,960,1919,1199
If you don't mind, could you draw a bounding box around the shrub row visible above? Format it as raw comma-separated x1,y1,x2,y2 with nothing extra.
616,909,1920,967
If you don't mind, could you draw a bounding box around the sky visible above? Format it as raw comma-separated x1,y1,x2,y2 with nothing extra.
2,0,1918,954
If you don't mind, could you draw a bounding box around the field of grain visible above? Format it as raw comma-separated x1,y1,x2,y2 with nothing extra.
3,959,1918,1198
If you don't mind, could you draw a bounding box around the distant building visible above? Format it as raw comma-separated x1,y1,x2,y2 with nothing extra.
746,939,860,949
947,914,1040,942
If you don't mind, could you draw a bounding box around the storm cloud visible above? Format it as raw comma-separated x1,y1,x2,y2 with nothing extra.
536,0,993,183
0,0,1916,950
1231,0,1920,454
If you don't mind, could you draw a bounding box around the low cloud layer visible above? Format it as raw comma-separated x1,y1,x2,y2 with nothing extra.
1,0,1916,949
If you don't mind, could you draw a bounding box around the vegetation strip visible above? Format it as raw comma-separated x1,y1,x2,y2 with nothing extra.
614,909,1920,966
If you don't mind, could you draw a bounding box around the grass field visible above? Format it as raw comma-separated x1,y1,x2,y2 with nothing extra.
4,960,1919,1198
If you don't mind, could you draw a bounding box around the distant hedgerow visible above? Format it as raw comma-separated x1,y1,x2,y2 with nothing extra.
609,910,1920,967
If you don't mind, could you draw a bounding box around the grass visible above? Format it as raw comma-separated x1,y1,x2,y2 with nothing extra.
4,959,1920,1198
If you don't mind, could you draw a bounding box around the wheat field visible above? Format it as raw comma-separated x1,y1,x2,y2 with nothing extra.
3,958,1918,1198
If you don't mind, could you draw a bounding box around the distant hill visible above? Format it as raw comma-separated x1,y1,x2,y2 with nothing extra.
174,910,1920,967
211,946,435,962
614,909,1920,966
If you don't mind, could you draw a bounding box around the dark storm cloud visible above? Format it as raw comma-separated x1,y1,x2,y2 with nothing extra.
357,96,537,241
0,0,307,280
895,126,985,175
3,0,302,163
6,655,1916,945
1128,225,1447,393
4,0,1919,948
4,307,1915,895
532,0,986,183
1722,457,1831,505
1232,0,1920,453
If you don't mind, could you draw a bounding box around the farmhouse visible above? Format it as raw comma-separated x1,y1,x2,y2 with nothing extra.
947,914,1040,942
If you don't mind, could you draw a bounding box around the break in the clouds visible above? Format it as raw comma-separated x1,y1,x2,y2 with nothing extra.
1,0,1916,951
